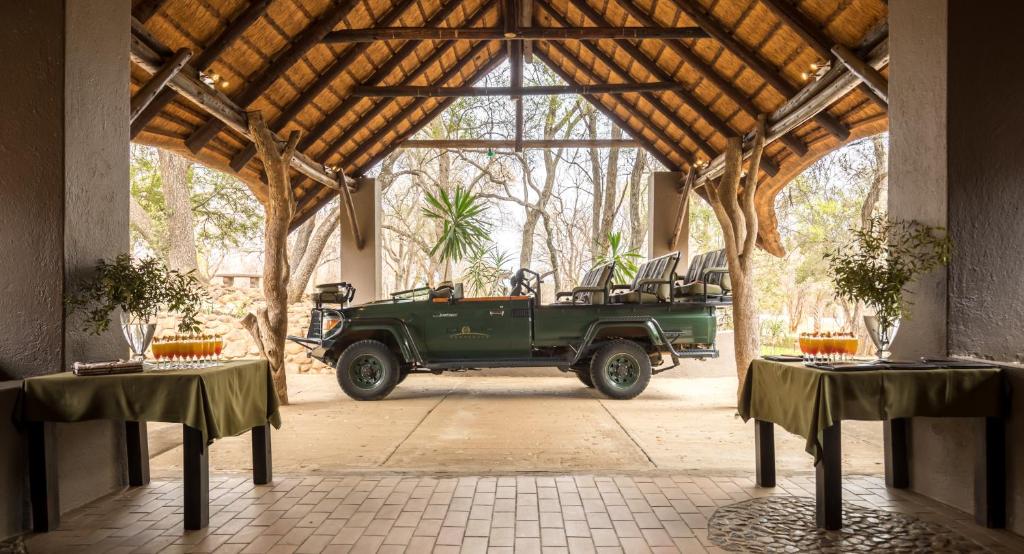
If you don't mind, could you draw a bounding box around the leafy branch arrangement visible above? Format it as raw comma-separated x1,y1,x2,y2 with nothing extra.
825,216,951,330
595,231,642,283
66,254,208,335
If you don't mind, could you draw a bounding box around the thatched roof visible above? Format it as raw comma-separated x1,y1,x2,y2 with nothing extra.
130,0,888,230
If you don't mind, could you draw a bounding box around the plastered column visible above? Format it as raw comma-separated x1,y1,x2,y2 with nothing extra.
648,171,687,262
340,178,382,302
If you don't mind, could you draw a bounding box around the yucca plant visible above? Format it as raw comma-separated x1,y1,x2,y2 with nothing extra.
595,231,642,283
422,186,491,278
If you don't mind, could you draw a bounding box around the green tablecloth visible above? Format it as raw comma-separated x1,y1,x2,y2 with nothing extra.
19,359,281,444
738,359,1005,462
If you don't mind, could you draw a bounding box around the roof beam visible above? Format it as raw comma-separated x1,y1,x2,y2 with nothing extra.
609,0,807,158
227,0,420,172
668,0,849,141
130,48,192,122
537,43,689,168
184,0,360,154
130,27,355,192
311,5,497,170
321,25,711,42
505,0,525,151
557,0,727,155
695,37,888,187
133,0,168,23
351,82,687,97
400,139,641,149
832,44,888,105
131,0,271,139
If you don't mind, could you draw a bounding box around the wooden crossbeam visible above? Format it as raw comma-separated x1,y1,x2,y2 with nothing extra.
399,139,641,149
227,0,420,172
351,82,684,97
537,43,689,168
131,0,271,139
184,0,360,154
321,26,710,42
832,44,888,105
130,48,192,122
669,167,695,249
667,0,849,141
130,28,354,192
695,37,889,187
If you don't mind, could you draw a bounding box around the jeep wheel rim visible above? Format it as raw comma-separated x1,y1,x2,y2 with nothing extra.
350,355,385,389
606,354,640,389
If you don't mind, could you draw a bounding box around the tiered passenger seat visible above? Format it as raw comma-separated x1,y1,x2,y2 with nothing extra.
554,262,614,305
673,249,731,301
608,252,680,304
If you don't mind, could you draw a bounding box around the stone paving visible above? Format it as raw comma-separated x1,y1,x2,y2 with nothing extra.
23,472,1024,553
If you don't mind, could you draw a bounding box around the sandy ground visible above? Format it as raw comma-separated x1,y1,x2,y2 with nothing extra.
150,339,884,477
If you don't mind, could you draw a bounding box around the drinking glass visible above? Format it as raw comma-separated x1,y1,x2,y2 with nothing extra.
215,335,224,364
798,334,809,362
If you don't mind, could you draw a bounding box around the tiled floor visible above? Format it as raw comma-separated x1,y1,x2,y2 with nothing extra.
24,472,1024,553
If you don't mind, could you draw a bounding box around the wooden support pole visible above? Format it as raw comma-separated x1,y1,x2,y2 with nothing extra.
337,170,365,249
130,48,192,122
321,25,710,42
130,28,355,191
669,168,695,249
184,0,360,154
399,139,641,149
131,1,270,139
351,82,684,97
832,44,888,105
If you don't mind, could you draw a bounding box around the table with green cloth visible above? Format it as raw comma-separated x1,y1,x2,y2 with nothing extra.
739,359,1007,530
18,359,281,531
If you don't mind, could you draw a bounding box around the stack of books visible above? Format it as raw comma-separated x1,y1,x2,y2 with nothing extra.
72,360,144,376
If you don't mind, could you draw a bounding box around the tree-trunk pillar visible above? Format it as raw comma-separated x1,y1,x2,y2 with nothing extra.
339,177,381,302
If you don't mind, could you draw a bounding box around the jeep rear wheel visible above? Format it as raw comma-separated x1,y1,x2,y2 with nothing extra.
589,340,652,400
336,340,401,400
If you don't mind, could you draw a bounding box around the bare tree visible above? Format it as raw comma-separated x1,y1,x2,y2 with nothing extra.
626,149,648,252
241,111,299,405
158,149,199,275
287,204,341,302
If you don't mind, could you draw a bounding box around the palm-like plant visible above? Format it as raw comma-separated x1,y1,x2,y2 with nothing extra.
594,231,642,283
464,247,513,296
422,186,491,278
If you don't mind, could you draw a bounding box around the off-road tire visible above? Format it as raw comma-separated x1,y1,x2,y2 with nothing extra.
589,340,652,400
336,340,401,400
575,370,595,388
397,369,410,384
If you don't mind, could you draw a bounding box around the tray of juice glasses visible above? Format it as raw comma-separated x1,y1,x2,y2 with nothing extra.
805,360,936,371
150,334,225,369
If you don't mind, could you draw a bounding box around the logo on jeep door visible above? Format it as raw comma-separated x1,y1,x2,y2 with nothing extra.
449,325,490,339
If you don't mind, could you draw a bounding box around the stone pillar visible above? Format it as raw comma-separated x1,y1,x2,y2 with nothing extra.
890,0,1024,531
339,177,382,302
0,0,129,533
647,171,687,262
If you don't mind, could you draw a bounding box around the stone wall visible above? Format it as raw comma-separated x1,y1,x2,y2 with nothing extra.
153,285,332,374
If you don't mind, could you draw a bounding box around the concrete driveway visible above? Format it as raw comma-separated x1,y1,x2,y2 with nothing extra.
150,347,884,476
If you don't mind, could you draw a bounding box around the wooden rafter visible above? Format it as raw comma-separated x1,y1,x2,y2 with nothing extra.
535,44,689,168
130,26,355,192
130,48,192,122
133,0,168,23
184,0,360,154
695,37,889,187
131,0,271,139
351,82,686,96
832,44,888,104
610,0,809,158
321,25,711,42
227,0,420,172
667,0,849,141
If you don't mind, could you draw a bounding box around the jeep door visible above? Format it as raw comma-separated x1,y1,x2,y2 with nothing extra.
422,297,532,359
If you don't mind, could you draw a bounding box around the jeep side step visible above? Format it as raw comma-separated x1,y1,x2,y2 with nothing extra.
422,357,570,370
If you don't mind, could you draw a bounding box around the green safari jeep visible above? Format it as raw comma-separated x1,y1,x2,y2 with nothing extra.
289,250,731,400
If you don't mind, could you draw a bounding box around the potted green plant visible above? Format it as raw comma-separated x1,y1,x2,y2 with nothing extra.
825,216,951,359
66,254,207,360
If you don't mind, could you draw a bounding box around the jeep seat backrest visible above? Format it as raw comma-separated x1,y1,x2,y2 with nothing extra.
683,252,708,283
556,262,613,304
613,251,680,303
703,249,731,291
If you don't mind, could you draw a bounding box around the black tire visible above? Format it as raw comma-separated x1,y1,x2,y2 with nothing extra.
589,340,652,400
575,369,595,388
336,340,401,400
397,369,410,384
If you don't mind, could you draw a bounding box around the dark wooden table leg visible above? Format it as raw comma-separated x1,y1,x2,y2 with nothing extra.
28,421,60,532
252,424,272,485
755,420,776,487
884,418,909,489
816,421,842,530
975,416,1006,528
182,425,209,530
125,421,150,486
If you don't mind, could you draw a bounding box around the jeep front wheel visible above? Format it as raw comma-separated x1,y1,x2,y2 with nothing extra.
589,340,652,400
574,369,594,388
336,340,401,400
